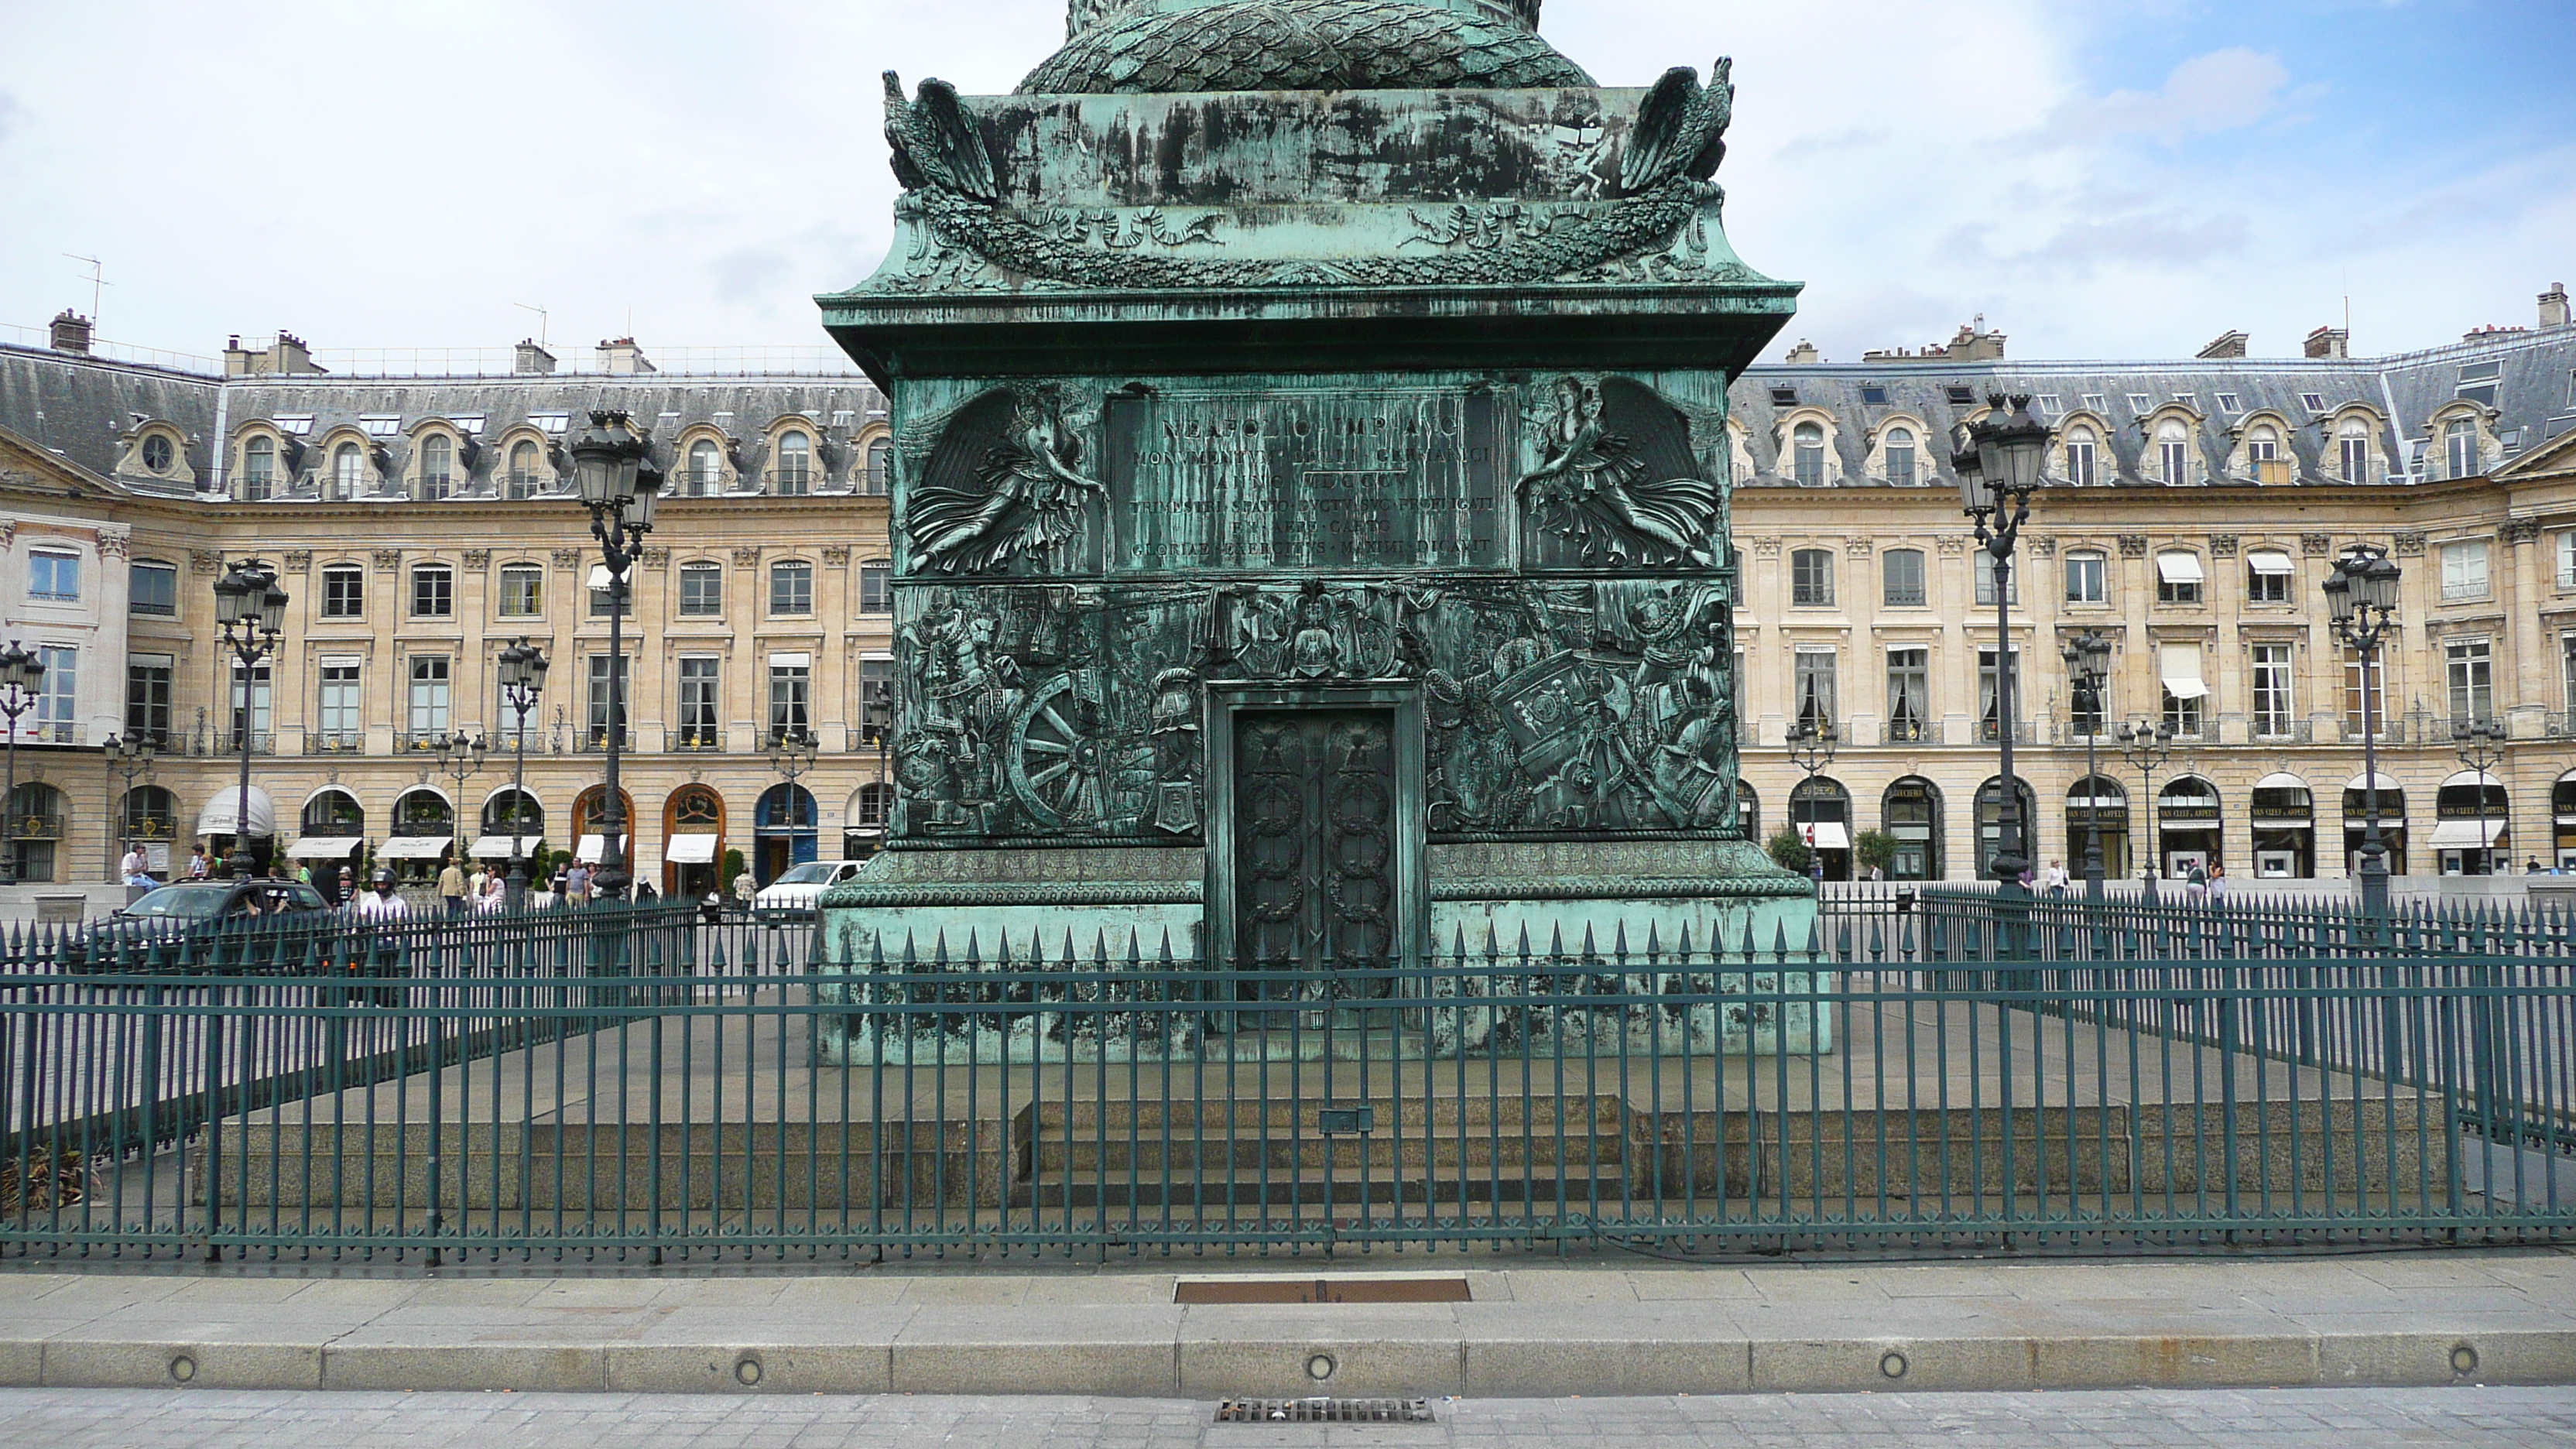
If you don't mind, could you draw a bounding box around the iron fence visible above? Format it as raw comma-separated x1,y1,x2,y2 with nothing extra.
0,896,2562,1265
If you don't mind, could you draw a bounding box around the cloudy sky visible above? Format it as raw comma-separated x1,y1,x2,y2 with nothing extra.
2,0,2568,368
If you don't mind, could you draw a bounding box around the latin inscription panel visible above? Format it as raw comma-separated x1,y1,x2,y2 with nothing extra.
1104,389,1506,572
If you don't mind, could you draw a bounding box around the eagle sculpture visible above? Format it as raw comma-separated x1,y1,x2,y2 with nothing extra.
1619,58,1733,197
882,71,999,203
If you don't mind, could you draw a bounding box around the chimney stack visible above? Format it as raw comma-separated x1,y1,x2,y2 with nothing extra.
2542,283,2571,330
596,337,655,375
2304,326,2348,360
48,310,91,355
2195,329,2248,360
515,339,557,375
1782,340,1820,365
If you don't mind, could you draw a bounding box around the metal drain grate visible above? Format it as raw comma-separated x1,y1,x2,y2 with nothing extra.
1214,1397,1434,1424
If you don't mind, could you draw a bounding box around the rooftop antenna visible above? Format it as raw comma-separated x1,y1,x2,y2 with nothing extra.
63,254,108,325
512,302,549,348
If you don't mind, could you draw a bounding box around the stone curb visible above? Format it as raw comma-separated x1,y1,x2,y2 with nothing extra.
4,1321,2569,1397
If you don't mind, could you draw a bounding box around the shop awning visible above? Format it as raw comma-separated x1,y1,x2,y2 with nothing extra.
285,835,362,859
575,834,631,863
1800,822,1852,851
2428,819,2506,849
468,835,540,859
2441,769,2503,791
2156,552,2204,584
2345,771,2403,794
2247,550,2294,575
194,786,276,839
664,832,720,864
2160,643,2208,701
378,836,454,860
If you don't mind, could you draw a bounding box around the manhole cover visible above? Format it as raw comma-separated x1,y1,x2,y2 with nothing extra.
1214,1398,1434,1423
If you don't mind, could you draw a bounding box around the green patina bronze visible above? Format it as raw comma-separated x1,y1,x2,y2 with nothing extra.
816,0,1819,1060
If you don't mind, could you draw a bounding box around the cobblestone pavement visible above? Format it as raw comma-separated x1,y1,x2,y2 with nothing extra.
0,1387,2571,1448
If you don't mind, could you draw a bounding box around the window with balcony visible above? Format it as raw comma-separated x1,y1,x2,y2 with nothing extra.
226,657,268,747
2251,644,2294,738
1977,647,2020,742
2062,426,2098,486
1793,649,1836,733
2564,633,2576,716
1789,548,1833,608
2441,540,2490,601
242,436,276,501
858,561,891,613
506,438,543,498
769,560,814,615
2560,531,2576,589
317,661,361,749
406,656,450,736
125,654,171,748
1882,426,1916,485
2445,417,2477,478
487,564,537,618
321,565,365,618
2160,643,2204,738
677,657,721,748
859,657,894,745
2244,422,2283,481
683,439,723,496
1972,548,2016,605
863,439,890,496
131,560,177,616
767,655,811,742
2155,550,2203,605
2339,426,2372,483
2156,421,2192,484
586,653,631,746
332,441,365,498
1885,647,1929,742
418,433,453,500
772,430,812,495
28,550,77,601
1880,548,1924,608
2064,550,2106,605
2345,649,2389,738
410,564,453,618
1791,422,1827,485
679,562,723,617
2446,639,2493,724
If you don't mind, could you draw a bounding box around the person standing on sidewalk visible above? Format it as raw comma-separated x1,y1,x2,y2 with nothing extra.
732,865,756,916
437,855,469,916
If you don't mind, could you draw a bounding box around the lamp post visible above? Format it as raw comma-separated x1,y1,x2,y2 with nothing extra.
2451,718,2507,877
2115,718,2176,904
567,410,656,903
210,560,287,879
2324,543,2402,919
103,732,156,884
1785,720,1838,883
2061,632,2114,898
767,726,819,874
1953,393,2048,900
0,645,43,886
497,639,549,909
433,729,488,882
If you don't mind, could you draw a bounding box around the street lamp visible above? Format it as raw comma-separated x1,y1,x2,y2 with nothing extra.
568,409,656,903
497,639,549,909
433,729,488,883
1954,393,2048,896
103,731,156,883
0,644,43,886
2324,543,2401,918
210,560,286,879
2060,632,2114,898
2115,718,2176,904
1785,720,1838,884
2451,718,2507,877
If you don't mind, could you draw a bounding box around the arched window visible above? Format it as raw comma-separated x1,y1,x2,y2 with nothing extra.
2064,776,2128,880
507,439,541,498
2245,422,2281,481
123,785,180,841
1735,780,1759,842
2156,420,2192,484
300,789,364,837
392,788,454,839
1881,776,1943,880
1789,776,1852,880
2062,424,2098,486
772,430,811,495
1882,426,1916,485
7,782,64,883
2445,417,2478,479
481,788,544,839
1792,422,1826,485
853,783,893,827
1974,776,2040,881
242,436,276,501
418,433,453,499
863,439,891,495
1880,548,1925,608
333,441,365,498
2338,419,2372,483
686,439,722,496
1789,547,1834,607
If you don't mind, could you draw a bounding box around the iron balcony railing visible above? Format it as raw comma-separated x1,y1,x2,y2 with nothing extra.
8,814,63,841
764,469,812,495
303,730,365,755
0,893,2561,1265
667,727,725,752
211,731,274,755
573,728,635,754
1977,720,2038,745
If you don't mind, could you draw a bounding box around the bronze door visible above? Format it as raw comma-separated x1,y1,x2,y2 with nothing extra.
1232,710,1397,974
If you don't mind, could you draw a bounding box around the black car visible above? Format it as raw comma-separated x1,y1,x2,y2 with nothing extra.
63,879,339,974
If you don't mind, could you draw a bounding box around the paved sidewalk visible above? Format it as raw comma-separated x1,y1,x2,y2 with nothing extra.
2,1386,2574,1448
0,1249,2567,1397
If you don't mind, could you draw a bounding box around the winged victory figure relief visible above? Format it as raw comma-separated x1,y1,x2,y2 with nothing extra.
907,385,1107,575
1517,376,1718,568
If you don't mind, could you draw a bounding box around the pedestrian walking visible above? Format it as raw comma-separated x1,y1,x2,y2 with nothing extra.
2041,859,2070,896
565,862,593,905
2206,859,2228,903
732,865,756,916
186,848,209,880
2184,860,2209,904
437,856,468,916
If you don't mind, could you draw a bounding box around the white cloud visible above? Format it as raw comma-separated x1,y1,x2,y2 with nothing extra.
2042,47,2293,145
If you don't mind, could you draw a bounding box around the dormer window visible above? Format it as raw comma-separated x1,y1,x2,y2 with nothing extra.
506,439,542,499
864,439,891,496
332,441,365,499
1883,426,1916,485
2245,422,2283,482
242,437,276,502
2063,425,2098,486
2445,417,2477,478
684,439,722,497
1792,422,1825,485
142,433,174,473
2156,421,2192,485
418,433,453,500
773,430,812,496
